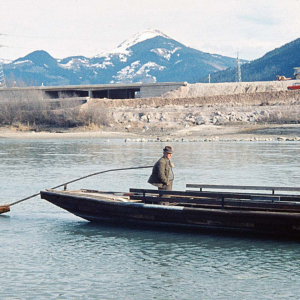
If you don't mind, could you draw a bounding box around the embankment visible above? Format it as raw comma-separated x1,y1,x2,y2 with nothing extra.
79,81,300,140
2,81,300,141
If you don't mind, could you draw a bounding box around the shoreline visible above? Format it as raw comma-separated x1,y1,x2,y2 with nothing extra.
2,123,300,141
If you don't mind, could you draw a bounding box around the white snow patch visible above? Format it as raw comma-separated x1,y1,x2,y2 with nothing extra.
131,61,141,67
211,54,222,58
96,48,132,58
14,60,32,65
151,47,181,60
115,61,141,79
113,60,164,82
136,62,165,75
0,59,12,64
119,54,128,62
59,58,89,69
96,29,170,59
59,61,74,69
117,29,170,50
90,61,114,69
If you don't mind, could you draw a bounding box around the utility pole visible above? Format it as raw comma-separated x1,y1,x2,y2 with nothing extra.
0,62,5,87
0,35,6,87
236,52,242,82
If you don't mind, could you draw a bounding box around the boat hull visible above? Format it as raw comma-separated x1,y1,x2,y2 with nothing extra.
40,189,300,238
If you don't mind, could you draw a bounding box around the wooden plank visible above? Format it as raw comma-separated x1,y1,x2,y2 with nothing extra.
129,188,300,203
129,188,213,198
251,195,280,201
129,195,300,212
186,184,300,194
130,195,209,204
0,205,10,214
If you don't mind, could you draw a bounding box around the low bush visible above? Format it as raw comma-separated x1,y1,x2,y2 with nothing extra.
257,108,300,124
0,90,111,128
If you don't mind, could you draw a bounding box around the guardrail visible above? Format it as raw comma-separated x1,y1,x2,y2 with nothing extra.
186,184,300,195
129,187,300,211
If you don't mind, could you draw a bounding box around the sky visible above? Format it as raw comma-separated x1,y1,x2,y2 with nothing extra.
0,0,300,62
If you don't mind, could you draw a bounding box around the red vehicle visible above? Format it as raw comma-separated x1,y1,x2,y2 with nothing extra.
287,83,300,90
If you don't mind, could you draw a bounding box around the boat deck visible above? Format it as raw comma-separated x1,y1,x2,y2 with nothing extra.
129,184,300,213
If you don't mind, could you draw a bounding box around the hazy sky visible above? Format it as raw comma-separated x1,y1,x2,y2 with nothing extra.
0,0,299,61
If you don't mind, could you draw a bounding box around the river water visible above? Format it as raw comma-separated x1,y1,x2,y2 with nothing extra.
1,138,300,299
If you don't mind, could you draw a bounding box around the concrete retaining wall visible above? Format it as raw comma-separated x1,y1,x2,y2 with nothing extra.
140,82,187,98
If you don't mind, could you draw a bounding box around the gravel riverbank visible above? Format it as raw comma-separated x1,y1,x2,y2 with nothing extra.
1,81,300,141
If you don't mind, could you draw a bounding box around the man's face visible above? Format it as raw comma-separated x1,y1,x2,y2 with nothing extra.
164,152,172,159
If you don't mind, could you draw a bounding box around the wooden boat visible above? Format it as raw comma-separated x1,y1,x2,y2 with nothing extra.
40,184,300,238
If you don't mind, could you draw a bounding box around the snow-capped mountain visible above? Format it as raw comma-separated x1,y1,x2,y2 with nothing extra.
3,29,240,86
113,29,171,54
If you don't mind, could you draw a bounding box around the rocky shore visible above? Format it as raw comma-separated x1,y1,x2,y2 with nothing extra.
80,81,300,141
1,81,300,141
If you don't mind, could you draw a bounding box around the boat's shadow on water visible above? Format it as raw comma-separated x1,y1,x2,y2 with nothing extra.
0,215,10,219
57,219,300,245
2,211,299,245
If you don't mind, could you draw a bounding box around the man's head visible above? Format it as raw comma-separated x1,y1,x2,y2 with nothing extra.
163,146,173,159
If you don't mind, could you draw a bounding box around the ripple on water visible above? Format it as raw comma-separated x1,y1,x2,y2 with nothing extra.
1,140,300,299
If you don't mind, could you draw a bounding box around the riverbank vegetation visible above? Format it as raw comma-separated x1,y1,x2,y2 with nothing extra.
0,90,111,130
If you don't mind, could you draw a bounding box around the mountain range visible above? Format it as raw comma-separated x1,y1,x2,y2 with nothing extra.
2,29,299,87
203,38,300,83
2,29,243,86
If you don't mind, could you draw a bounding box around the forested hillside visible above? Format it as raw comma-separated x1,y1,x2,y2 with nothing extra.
201,38,300,83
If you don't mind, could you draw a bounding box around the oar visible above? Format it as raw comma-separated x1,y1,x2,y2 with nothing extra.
0,165,153,215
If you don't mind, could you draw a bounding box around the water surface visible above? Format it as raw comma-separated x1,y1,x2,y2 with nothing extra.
1,139,300,299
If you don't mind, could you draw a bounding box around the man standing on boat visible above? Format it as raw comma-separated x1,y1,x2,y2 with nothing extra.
148,146,174,191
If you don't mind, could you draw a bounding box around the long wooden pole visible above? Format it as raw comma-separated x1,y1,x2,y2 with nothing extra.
0,165,153,215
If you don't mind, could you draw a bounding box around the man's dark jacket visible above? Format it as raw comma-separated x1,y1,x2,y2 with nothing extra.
148,156,173,188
